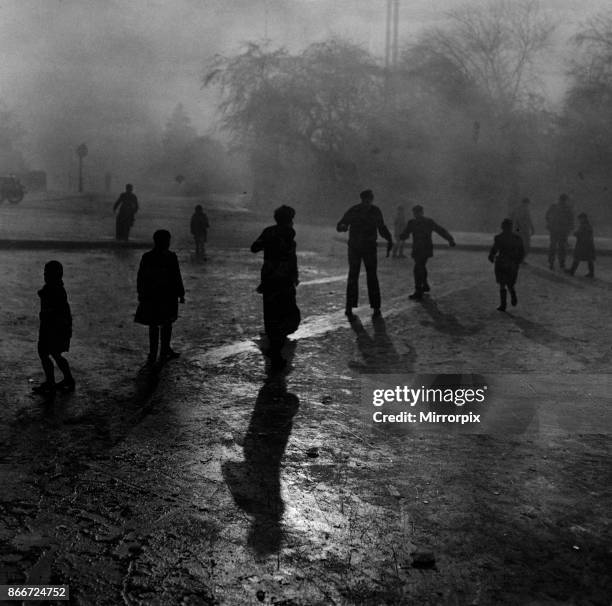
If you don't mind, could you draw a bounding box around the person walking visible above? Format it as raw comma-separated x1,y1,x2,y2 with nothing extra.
336,189,392,319
488,218,525,311
113,183,139,241
399,204,455,300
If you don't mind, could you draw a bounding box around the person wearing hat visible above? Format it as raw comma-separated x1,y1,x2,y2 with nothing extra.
488,218,525,311
336,189,393,319
399,204,455,300
545,193,574,270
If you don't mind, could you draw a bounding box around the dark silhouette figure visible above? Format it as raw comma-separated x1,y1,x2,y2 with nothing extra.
251,205,300,371
113,183,139,241
566,212,595,278
190,204,210,260
545,193,574,270
511,197,535,261
400,204,455,300
392,205,407,258
337,189,392,319
349,314,414,373
222,374,299,556
33,261,74,395
135,230,185,364
488,218,525,311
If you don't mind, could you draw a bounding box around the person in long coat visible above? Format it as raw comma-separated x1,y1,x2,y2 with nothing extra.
251,205,300,371
113,183,139,241
511,197,535,260
566,212,595,278
488,218,525,311
135,230,185,363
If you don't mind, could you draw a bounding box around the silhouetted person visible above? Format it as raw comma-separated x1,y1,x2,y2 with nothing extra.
488,218,525,311
190,204,210,260
337,189,392,319
511,197,535,261
566,212,595,278
33,260,74,395
400,204,455,300
251,205,300,371
392,205,407,258
113,183,139,241
135,230,185,363
545,193,573,270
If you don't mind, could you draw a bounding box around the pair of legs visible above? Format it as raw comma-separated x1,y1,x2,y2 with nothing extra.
37,342,74,392
116,218,131,241
148,323,178,362
548,233,568,269
496,264,519,311
194,236,206,259
392,240,405,258
263,286,299,370
567,259,594,277
346,244,381,314
410,254,430,299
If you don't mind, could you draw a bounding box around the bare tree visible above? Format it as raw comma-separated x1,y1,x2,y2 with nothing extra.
408,0,555,116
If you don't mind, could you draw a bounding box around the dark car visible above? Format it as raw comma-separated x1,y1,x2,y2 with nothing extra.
0,175,25,203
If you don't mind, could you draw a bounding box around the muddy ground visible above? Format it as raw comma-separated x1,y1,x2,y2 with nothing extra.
0,194,611,605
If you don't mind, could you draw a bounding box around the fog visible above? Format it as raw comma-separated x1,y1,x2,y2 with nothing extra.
0,0,611,223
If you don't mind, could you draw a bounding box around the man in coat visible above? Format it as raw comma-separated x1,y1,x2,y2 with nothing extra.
337,189,392,320
400,205,455,300
113,183,139,241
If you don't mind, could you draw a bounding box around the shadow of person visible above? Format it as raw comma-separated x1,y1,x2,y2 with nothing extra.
222,355,300,557
349,314,415,373
419,297,482,337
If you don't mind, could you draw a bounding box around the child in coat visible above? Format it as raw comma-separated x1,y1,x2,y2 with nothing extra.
34,260,74,394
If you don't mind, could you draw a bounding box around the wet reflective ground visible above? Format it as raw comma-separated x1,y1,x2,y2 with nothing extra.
1,196,611,605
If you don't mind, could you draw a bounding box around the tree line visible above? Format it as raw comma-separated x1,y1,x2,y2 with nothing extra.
205,1,612,231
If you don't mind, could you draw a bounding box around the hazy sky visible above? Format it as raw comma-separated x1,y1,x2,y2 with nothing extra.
0,0,609,174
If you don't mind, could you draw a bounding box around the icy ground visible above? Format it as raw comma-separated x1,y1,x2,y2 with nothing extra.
0,194,610,605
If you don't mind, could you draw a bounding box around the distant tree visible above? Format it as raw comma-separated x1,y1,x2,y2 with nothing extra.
408,0,555,116
205,40,384,209
562,12,612,170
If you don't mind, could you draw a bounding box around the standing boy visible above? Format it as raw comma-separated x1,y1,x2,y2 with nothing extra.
34,260,74,395
399,205,455,300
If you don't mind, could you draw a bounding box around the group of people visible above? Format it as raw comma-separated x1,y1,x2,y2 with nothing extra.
32,187,598,392
113,185,211,262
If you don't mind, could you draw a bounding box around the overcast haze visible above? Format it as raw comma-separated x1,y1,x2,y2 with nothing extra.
0,0,609,180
